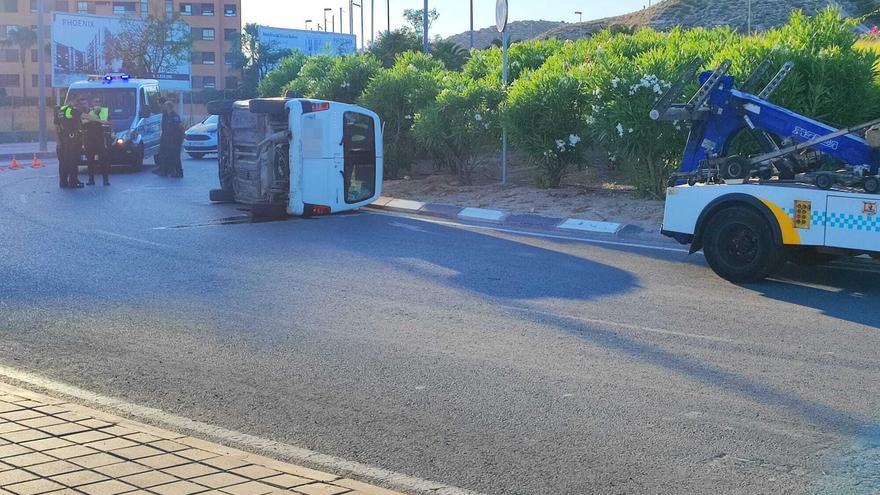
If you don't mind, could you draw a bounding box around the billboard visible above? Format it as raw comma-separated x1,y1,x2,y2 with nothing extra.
51,12,191,90
257,26,357,57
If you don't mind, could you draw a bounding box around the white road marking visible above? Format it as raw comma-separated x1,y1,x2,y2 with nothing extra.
93,230,174,249
0,365,483,495
558,218,622,234
499,304,747,345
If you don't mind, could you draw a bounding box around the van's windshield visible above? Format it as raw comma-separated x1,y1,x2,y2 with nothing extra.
66,88,137,132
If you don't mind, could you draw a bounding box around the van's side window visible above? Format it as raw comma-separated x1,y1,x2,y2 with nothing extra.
342,112,376,204
145,86,160,113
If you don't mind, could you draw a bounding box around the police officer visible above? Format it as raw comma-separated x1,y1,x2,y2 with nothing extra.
84,97,111,186
56,97,88,188
155,100,184,178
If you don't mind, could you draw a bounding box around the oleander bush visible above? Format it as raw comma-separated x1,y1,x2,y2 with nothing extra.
261,7,880,196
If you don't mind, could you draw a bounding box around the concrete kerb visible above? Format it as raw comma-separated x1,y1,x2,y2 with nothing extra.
0,151,55,162
369,196,643,237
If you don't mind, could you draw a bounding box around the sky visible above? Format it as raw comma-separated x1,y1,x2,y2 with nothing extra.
242,0,652,41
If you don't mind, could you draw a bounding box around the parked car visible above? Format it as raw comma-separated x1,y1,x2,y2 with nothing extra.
184,115,219,159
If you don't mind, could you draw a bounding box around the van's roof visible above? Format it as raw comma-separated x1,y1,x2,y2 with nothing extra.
68,79,159,89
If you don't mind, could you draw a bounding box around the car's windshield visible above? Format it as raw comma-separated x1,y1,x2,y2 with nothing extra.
203,115,219,125
65,88,137,121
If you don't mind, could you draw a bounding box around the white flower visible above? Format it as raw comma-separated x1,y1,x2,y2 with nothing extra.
474,114,482,121
611,77,620,88
568,134,581,146
596,47,605,55
404,115,412,120
555,139,566,151
585,115,596,125
616,123,624,137
628,128,634,133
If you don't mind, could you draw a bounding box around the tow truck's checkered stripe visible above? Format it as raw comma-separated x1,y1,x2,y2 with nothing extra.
785,208,880,231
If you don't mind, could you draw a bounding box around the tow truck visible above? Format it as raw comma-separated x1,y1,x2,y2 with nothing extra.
656,58,880,282
206,96,382,217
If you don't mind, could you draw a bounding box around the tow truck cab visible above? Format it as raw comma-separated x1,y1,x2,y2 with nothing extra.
208,97,383,216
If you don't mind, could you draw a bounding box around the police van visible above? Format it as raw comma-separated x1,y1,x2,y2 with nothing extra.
207,97,382,217
63,74,162,168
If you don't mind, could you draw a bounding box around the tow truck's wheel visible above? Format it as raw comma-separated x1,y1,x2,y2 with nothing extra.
786,247,838,266
250,203,287,218
703,207,785,283
814,173,834,190
864,176,880,194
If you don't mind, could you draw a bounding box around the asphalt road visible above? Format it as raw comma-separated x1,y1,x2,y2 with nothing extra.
1,158,879,494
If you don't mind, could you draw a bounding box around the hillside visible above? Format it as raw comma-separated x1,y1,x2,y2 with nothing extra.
539,0,866,40
445,20,565,50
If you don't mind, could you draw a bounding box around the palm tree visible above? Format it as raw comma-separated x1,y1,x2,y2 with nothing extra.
1,26,38,100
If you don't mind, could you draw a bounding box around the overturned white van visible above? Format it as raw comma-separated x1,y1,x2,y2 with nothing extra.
207,97,383,217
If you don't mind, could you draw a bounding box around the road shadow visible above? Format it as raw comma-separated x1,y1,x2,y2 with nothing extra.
511,302,867,438
320,212,640,302
748,262,880,328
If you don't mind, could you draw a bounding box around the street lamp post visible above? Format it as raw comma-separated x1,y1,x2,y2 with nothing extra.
370,0,374,46
332,14,336,33
305,19,313,30
747,0,752,35
575,10,582,23
36,0,47,152
340,7,344,33
353,2,363,51
422,0,428,53
349,0,354,35
387,0,390,33
470,0,474,49
324,8,331,32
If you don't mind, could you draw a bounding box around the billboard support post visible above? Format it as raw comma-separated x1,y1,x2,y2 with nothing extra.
37,0,47,152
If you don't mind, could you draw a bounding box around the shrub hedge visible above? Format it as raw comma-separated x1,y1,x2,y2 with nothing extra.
263,7,880,196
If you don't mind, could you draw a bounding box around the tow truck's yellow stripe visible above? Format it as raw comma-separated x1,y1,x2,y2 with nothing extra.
759,198,801,245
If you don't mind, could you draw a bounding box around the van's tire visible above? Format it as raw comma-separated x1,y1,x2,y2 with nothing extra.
786,247,839,266
249,98,287,115
250,203,287,218
702,207,785,283
209,189,235,203
188,152,205,159
207,99,235,116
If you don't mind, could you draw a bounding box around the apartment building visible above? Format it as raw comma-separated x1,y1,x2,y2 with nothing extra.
0,0,241,97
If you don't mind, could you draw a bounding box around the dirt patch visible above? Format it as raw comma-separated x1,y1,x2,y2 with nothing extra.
382,156,665,231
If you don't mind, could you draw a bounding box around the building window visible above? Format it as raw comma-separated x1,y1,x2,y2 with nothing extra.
224,52,234,65
33,0,69,11
112,2,135,14
30,48,38,62
199,2,212,15
179,2,191,15
0,0,17,12
140,0,147,15
30,0,37,12
224,76,237,89
77,1,87,13
200,28,214,40
54,0,69,11
31,74,50,87
2,49,18,63
164,0,171,13
200,51,214,64
223,3,235,16
223,28,236,41
202,76,215,89
0,74,21,87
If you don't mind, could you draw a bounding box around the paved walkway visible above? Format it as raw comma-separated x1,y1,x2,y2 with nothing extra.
0,382,402,495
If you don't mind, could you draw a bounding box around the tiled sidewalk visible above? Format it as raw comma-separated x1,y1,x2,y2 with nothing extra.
0,382,402,495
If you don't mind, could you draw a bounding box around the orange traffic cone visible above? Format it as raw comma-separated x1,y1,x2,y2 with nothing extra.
31,154,43,169
9,156,22,170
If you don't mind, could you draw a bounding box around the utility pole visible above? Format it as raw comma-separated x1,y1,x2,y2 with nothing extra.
469,0,474,49
422,0,428,53
349,0,354,35
387,0,390,33
332,15,335,33
370,0,374,46
747,0,752,35
360,2,364,50
340,7,344,33
36,0,47,152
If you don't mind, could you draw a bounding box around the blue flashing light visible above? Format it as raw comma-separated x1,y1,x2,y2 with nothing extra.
120,73,130,81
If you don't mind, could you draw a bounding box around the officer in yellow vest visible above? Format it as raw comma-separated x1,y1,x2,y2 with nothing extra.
84,97,111,186
55,97,87,188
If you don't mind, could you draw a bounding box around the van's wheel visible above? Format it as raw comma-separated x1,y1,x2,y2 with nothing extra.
786,247,838,266
864,176,880,194
209,189,235,203
188,152,205,160
703,207,785,283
